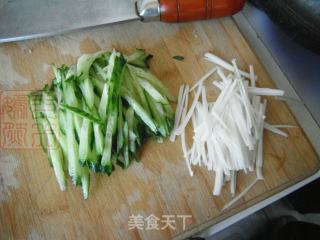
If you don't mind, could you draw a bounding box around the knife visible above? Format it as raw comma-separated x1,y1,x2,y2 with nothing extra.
0,0,244,43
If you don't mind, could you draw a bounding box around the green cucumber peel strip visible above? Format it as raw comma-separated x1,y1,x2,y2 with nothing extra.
60,103,103,125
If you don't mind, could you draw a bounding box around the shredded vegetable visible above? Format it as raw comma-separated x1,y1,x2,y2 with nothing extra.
172,52,293,209
28,49,174,199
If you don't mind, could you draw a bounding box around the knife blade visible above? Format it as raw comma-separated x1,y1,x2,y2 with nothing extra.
0,0,244,43
0,0,139,43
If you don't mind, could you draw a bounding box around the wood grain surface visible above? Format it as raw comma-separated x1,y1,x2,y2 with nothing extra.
0,18,319,240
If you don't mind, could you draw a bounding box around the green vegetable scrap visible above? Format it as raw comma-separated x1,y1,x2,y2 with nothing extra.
173,55,185,61
28,49,174,199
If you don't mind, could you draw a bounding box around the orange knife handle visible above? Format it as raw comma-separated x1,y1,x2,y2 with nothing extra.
159,0,245,22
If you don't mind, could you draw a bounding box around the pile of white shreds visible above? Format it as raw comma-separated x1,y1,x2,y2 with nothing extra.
170,53,295,210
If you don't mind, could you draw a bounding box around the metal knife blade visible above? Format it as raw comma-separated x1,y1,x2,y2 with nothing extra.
0,0,140,43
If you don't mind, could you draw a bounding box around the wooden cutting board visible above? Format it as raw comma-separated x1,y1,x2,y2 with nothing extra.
0,17,319,240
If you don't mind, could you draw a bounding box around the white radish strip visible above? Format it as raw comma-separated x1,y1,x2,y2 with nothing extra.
191,114,197,133
247,87,285,96
249,65,256,87
224,169,231,177
201,143,208,167
256,100,267,180
238,80,254,134
189,143,195,157
204,53,253,79
182,131,193,176
213,80,237,114
212,136,228,170
180,85,193,176
181,85,190,119
190,67,217,91
272,124,298,129
264,123,288,137
190,143,197,166
252,96,261,139
229,98,253,150
187,148,192,157
202,86,208,113
170,85,186,141
216,68,229,83
174,83,203,135
210,110,229,131
231,59,241,80
205,141,212,171
225,174,231,183
206,138,216,171
193,137,202,166
256,100,266,139
213,81,224,90
213,168,224,196
201,86,212,140
222,178,259,211
230,171,237,196
227,73,233,79
172,54,289,202
256,140,264,180
249,163,254,172
243,80,250,88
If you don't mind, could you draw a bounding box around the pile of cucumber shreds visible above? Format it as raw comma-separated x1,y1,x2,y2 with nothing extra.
28,49,175,199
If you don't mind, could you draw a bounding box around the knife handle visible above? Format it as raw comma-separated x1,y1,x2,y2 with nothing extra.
159,0,244,22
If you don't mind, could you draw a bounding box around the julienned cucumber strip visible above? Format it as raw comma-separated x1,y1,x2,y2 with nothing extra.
101,53,125,170
93,63,108,81
28,93,49,155
79,101,92,165
92,76,105,95
138,78,169,104
121,87,158,134
125,48,152,68
117,100,124,154
123,121,130,168
81,166,90,199
128,67,168,104
77,51,108,81
28,48,174,199
126,108,137,153
98,83,109,121
124,66,151,115
66,111,81,185
42,91,68,160
145,93,167,137
101,111,117,172
80,78,95,110
60,104,103,124
77,51,108,110
93,123,104,155
127,64,175,101
79,118,92,164
87,147,100,172
62,80,82,137
42,117,67,191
